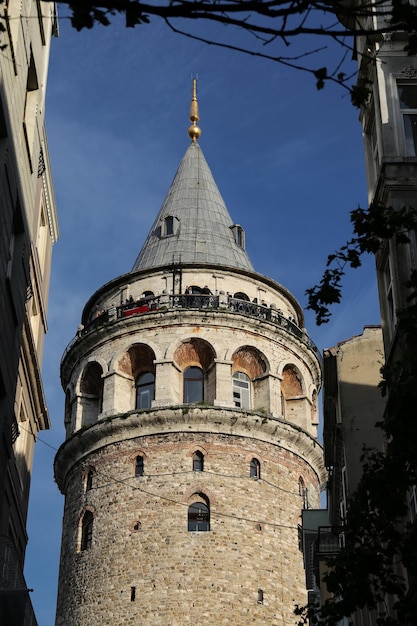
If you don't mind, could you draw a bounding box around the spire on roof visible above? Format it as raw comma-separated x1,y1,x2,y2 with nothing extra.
188,78,201,143
131,81,254,273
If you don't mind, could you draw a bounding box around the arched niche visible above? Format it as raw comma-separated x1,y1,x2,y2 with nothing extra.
115,344,157,410
117,343,156,379
232,346,269,413
174,338,216,404
64,388,73,437
281,364,309,429
80,361,104,427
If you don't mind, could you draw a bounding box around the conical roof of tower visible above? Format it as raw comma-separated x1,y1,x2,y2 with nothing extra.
132,82,254,273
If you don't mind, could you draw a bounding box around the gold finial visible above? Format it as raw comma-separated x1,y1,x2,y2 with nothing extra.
188,78,201,142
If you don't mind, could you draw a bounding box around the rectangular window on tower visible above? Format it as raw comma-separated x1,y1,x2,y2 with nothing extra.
398,83,417,156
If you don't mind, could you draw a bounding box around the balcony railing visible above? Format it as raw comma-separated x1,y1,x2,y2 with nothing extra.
63,293,321,361
0,535,37,626
317,526,344,555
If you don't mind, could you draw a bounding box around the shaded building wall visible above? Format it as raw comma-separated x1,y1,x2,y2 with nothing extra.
0,2,58,623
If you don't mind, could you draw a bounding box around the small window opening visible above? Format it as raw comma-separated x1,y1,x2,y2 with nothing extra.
165,215,174,236
257,589,264,604
234,291,250,301
230,224,245,249
130,586,136,602
250,458,261,480
86,470,94,491
81,511,94,551
188,500,210,532
193,450,204,472
135,455,144,477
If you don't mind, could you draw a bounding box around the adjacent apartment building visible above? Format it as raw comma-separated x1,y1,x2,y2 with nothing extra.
301,2,417,624
0,1,58,624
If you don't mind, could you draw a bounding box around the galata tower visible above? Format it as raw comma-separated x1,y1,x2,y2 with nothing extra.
54,81,325,625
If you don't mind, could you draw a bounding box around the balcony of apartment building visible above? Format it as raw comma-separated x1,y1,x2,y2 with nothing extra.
0,535,37,626
300,509,345,610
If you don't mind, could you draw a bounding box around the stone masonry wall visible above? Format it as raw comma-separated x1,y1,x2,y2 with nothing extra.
56,421,321,625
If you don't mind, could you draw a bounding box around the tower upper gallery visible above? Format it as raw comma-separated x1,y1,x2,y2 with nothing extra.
59,80,322,443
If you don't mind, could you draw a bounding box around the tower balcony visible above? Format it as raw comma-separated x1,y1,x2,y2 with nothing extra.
63,293,321,363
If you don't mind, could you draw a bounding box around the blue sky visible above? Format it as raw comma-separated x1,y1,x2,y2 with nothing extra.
24,11,380,625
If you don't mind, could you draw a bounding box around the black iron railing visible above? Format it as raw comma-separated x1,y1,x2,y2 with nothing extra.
0,536,37,626
316,526,343,555
63,293,320,361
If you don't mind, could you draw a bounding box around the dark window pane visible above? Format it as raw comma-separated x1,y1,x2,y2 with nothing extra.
250,458,261,479
165,216,174,236
135,456,144,477
86,471,93,491
81,512,94,550
184,367,204,403
188,502,210,531
404,114,417,156
136,372,155,409
193,451,204,471
399,85,417,109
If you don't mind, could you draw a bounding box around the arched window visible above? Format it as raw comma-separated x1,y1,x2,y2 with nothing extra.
250,458,261,480
183,366,204,403
299,477,308,509
80,362,104,426
81,511,94,551
135,455,144,477
136,372,155,409
86,470,94,491
234,291,250,301
232,372,251,409
193,450,204,472
188,499,210,532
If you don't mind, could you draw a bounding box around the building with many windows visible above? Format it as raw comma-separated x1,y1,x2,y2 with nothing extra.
300,4,417,625
0,1,58,624
355,18,417,354
54,82,325,625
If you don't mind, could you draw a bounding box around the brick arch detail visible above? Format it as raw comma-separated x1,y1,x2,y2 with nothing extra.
76,359,106,395
127,450,148,465
182,485,215,506
281,363,305,397
113,343,157,379
186,444,209,458
77,504,97,524
229,345,269,379
244,452,263,464
172,337,216,372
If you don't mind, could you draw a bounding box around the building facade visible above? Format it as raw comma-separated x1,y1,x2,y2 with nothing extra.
302,5,417,624
301,327,386,626
0,1,58,624
354,5,417,622
54,84,325,625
